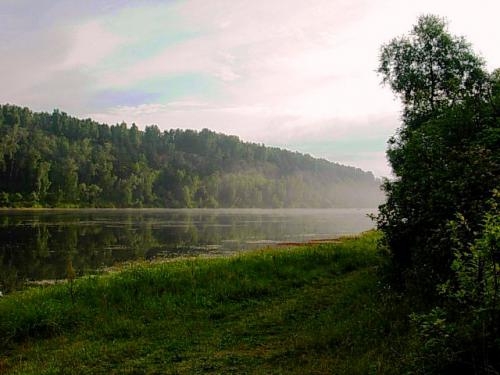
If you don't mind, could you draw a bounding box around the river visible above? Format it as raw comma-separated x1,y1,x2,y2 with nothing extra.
0,208,375,292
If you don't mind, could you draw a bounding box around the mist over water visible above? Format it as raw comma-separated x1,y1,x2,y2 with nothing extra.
0,208,375,292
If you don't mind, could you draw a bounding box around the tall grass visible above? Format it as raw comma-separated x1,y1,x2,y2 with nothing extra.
0,231,412,374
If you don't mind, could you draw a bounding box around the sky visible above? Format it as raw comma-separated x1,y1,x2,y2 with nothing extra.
1,0,499,177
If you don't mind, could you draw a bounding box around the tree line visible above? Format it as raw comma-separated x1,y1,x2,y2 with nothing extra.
0,105,383,208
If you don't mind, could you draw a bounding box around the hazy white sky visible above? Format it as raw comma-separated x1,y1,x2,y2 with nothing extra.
1,0,499,176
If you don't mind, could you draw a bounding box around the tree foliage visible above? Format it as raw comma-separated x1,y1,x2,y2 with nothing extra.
377,15,500,372
0,104,383,208
378,15,488,125
377,15,500,291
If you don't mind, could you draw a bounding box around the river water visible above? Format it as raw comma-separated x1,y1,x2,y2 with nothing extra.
0,208,375,292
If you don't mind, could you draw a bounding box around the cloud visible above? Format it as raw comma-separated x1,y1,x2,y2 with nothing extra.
97,0,374,89
2,0,500,177
0,1,129,111
0,25,73,108
60,20,128,69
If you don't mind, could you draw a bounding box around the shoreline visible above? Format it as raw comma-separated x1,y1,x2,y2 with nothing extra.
0,232,407,375
14,233,365,292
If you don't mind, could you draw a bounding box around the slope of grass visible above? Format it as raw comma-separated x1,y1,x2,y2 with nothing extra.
0,232,412,374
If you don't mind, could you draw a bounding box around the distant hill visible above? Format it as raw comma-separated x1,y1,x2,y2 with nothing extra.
0,104,384,208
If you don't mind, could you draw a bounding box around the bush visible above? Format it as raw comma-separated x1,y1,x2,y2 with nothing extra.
410,194,500,373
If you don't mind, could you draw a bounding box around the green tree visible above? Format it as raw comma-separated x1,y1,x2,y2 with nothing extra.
377,15,500,293
35,161,51,202
376,16,500,373
378,15,488,125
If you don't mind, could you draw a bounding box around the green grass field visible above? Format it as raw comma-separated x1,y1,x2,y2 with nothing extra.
0,232,412,374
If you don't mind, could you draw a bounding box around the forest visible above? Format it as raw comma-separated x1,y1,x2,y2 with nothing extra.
0,104,383,208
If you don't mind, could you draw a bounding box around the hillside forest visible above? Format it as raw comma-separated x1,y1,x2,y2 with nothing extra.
0,105,383,208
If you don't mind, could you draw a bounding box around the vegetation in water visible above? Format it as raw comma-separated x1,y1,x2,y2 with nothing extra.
0,105,382,209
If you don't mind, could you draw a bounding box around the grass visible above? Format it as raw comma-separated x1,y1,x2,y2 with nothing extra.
0,231,413,374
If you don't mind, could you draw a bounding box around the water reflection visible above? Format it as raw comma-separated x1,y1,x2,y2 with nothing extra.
0,208,375,292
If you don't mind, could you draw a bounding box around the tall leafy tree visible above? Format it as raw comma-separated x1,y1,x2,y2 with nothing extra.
377,15,500,293
378,15,488,126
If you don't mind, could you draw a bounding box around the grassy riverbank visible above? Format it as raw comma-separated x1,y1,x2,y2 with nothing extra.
0,232,412,374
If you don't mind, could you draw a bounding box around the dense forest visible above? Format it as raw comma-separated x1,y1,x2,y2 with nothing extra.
0,104,382,208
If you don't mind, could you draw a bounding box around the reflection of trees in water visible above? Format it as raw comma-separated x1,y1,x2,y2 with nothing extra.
0,209,373,292
0,212,166,291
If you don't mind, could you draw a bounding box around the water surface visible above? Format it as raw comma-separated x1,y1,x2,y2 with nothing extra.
0,208,375,292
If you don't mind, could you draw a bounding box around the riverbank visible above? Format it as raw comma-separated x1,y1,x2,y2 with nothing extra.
0,231,412,374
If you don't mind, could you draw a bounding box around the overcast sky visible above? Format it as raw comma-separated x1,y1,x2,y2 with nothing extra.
1,0,499,177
